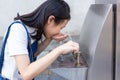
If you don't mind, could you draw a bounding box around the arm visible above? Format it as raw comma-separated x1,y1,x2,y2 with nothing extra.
34,38,52,57
35,32,68,57
14,41,80,80
14,47,61,80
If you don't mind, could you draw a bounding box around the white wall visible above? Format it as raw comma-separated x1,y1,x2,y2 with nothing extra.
95,0,117,4
119,0,120,3
0,0,94,36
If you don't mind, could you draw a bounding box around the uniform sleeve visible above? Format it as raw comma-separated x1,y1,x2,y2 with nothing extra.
7,23,29,56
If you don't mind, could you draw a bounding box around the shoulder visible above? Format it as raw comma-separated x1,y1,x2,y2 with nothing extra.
10,22,27,33
6,22,29,55
7,21,28,42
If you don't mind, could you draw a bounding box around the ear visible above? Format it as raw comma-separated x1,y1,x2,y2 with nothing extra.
47,15,55,24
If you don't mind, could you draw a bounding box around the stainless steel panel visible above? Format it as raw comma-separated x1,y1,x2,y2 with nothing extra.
37,44,88,80
116,4,120,80
50,68,87,80
79,4,112,80
49,40,88,80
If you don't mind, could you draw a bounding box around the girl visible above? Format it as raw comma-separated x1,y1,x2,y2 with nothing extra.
1,0,80,80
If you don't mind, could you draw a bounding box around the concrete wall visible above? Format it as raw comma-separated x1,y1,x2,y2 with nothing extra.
95,0,117,4
119,0,120,3
0,0,94,37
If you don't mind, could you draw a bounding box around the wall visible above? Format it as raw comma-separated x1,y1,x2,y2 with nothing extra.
0,0,94,37
95,0,117,4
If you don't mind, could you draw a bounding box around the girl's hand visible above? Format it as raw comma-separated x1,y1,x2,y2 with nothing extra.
52,32,68,42
55,41,80,55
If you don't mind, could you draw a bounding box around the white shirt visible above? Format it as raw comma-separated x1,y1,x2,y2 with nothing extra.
1,21,35,80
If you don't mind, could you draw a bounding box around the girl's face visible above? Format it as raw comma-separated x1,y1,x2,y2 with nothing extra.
44,16,68,38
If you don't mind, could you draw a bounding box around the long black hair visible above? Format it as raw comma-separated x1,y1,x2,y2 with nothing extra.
14,0,71,41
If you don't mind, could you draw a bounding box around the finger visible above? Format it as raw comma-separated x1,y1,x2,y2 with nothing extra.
59,32,68,36
52,34,68,41
74,50,79,54
72,45,80,54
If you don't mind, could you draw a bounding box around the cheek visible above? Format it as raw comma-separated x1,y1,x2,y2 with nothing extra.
44,28,56,38
44,25,61,38
50,29,59,36
49,29,61,38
